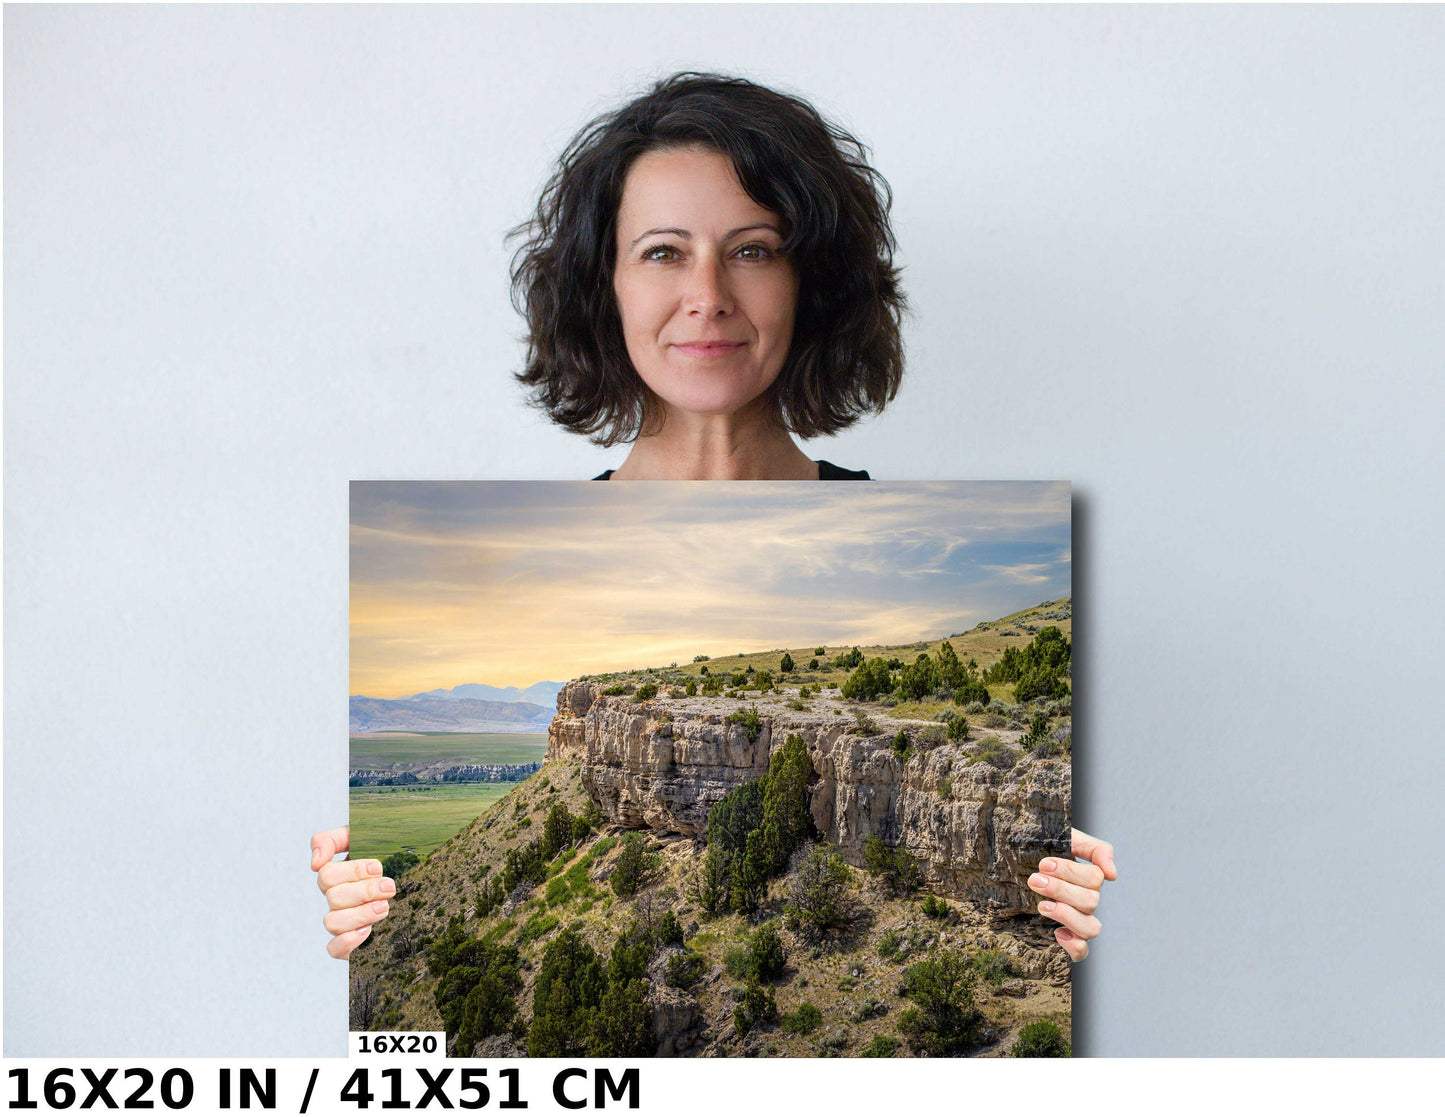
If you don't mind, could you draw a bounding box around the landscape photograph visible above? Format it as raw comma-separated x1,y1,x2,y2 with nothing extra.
349,480,1074,1058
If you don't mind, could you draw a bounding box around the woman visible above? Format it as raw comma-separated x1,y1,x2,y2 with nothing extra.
315,72,1115,962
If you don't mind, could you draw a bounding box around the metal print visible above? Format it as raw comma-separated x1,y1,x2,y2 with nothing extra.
349,480,1073,1058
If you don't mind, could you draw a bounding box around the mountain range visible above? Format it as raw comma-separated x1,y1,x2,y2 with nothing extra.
349,682,563,733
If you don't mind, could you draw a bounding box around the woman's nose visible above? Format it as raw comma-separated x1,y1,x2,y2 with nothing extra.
683,257,734,317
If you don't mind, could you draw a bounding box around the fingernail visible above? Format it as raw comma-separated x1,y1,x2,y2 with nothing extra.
1041,859,1058,873
1029,874,1049,890
1039,901,1056,913
358,925,371,940
1057,928,1074,940
372,901,389,915
367,861,383,876
1108,857,1117,875
378,878,396,895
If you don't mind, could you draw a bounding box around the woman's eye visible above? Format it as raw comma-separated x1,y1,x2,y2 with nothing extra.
642,245,679,262
734,243,774,260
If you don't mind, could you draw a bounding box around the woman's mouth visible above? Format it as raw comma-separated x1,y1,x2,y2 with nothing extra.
670,340,746,358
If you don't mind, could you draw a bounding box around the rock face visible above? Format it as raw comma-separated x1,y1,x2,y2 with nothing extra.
547,682,1070,916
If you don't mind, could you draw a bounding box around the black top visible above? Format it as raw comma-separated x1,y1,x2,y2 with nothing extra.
592,460,870,481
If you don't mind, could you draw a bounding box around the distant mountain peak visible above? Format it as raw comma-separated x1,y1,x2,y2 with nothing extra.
400,681,565,705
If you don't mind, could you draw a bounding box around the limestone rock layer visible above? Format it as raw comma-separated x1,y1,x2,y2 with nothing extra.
547,682,1070,916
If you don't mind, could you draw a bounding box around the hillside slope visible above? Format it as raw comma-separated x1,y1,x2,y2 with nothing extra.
350,605,1074,1058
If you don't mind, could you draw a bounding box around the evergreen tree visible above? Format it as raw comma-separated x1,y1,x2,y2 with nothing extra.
748,921,787,982
780,652,795,673
589,979,654,1056
937,640,963,689
731,830,769,914
528,928,607,1057
759,733,812,873
707,781,764,854
841,657,893,701
429,922,523,1055
698,845,735,915
610,832,650,898
456,969,520,1056
502,840,547,892
658,909,684,946
541,803,575,860
896,653,939,701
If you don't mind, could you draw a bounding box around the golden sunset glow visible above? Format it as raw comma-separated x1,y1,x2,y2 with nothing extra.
350,482,1070,697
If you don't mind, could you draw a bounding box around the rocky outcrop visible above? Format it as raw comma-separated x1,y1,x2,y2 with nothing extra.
647,947,708,1057
546,683,1070,916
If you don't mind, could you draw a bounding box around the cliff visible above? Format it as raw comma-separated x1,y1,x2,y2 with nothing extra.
546,680,1070,917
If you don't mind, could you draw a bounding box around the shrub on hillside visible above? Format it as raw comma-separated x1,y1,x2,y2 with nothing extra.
727,704,764,742
969,737,1018,770
898,949,986,1055
973,949,1018,990
381,850,420,881
733,980,778,1037
784,844,852,939
1011,1020,1071,1057
664,949,706,989
862,835,920,896
609,832,653,898
781,1001,822,1035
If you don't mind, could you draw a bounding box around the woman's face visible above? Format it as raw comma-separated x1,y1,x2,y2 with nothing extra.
612,147,798,422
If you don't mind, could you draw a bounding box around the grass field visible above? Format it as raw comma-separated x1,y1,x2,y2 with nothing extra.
348,732,549,858
349,732,548,768
349,783,521,861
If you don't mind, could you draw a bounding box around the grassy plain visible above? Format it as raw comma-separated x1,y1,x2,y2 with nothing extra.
349,732,547,768
348,731,549,859
349,783,520,860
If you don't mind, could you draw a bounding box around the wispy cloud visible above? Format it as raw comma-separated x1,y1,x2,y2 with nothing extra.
350,482,1070,695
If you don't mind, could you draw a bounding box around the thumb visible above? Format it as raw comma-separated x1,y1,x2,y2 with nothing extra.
310,826,350,872
1071,828,1116,881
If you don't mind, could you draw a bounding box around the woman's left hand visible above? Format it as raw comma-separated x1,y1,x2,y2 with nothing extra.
1029,828,1116,961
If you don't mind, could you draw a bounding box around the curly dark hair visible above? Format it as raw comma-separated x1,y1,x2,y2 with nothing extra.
510,72,906,447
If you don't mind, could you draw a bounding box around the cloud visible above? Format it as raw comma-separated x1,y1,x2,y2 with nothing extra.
350,481,1071,694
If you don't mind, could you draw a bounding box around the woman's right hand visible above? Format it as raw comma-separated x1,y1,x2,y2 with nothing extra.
311,826,394,959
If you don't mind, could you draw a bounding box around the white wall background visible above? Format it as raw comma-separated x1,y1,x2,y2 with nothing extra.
6,4,1443,1056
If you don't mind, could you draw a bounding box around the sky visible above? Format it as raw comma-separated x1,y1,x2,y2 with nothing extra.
350,481,1071,697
